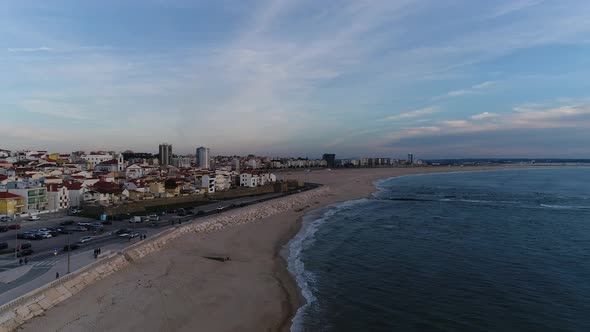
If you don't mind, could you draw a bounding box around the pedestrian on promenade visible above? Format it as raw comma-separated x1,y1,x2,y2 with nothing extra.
19,258,23,266
24,257,28,265
98,247,101,254
56,272,59,279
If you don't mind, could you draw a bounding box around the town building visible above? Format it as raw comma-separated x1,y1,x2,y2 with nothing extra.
196,147,210,169
46,184,70,211
159,143,173,167
322,154,336,168
0,192,25,216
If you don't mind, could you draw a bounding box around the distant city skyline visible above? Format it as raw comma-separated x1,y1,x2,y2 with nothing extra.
1,1,590,158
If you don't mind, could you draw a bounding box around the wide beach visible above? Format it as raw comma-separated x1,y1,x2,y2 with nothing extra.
21,166,523,332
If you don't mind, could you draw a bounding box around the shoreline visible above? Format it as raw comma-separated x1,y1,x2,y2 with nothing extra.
18,166,555,332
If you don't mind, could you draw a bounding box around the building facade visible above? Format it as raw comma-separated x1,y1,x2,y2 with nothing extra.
159,143,173,167
196,147,210,169
322,154,336,168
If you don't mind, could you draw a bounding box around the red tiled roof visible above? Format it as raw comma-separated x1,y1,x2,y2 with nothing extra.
63,182,83,190
0,192,23,199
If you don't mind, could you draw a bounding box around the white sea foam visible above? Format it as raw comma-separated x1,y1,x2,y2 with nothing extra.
540,204,590,210
286,199,367,332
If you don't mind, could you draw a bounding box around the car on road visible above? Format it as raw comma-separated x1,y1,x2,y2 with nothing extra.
78,236,94,243
8,224,21,230
114,228,131,235
0,216,12,223
69,226,88,232
148,214,160,221
59,227,75,234
216,206,225,213
119,232,140,239
27,215,41,221
68,208,81,215
89,223,104,230
129,216,143,223
77,221,92,227
148,221,159,227
196,210,205,215
60,220,75,226
16,248,33,257
63,244,80,251
19,243,32,250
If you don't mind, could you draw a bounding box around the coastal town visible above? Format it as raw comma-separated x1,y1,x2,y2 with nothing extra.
0,144,420,219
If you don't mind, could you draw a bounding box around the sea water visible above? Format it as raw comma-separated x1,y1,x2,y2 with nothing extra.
287,168,590,332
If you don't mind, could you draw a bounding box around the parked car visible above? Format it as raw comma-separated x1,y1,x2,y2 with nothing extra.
64,243,79,251
77,221,92,227
27,232,44,240
0,216,13,223
36,231,52,239
78,236,94,243
45,228,60,237
16,248,33,257
59,228,74,234
17,232,29,239
63,244,80,251
60,220,75,226
0,242,8,250
27,215,41,221
8,224,21,230
68,208,81,215
0,226,8,232
148,214,160,221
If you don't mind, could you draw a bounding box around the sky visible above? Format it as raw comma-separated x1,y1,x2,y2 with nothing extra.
1,0,590,159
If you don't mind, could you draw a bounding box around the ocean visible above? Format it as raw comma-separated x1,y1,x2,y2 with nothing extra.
287,168,590,332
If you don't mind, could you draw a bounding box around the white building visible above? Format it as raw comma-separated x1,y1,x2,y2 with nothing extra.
64,183,87,208
82,153,114,168
46,184,70,211
201,175,215,193
240,173,259,187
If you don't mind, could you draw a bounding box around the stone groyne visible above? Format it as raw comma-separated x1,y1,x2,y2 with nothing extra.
0,186,330,332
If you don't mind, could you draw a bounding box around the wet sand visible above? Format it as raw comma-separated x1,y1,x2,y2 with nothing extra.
21,166,524,332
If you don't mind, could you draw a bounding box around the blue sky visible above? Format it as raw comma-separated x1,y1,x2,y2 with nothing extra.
1,0,590,158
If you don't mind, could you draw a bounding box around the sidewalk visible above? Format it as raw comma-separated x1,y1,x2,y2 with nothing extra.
0,241,129,305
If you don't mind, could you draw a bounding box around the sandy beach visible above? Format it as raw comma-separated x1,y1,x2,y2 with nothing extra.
20,166,523,332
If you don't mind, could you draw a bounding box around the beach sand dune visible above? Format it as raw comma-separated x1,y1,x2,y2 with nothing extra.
21,167,520,332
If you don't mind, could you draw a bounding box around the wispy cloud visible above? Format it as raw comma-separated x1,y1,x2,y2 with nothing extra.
471,112,498,120
7,47,52,53
446,81,496,98
389,103,590,142
385,107,439,121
